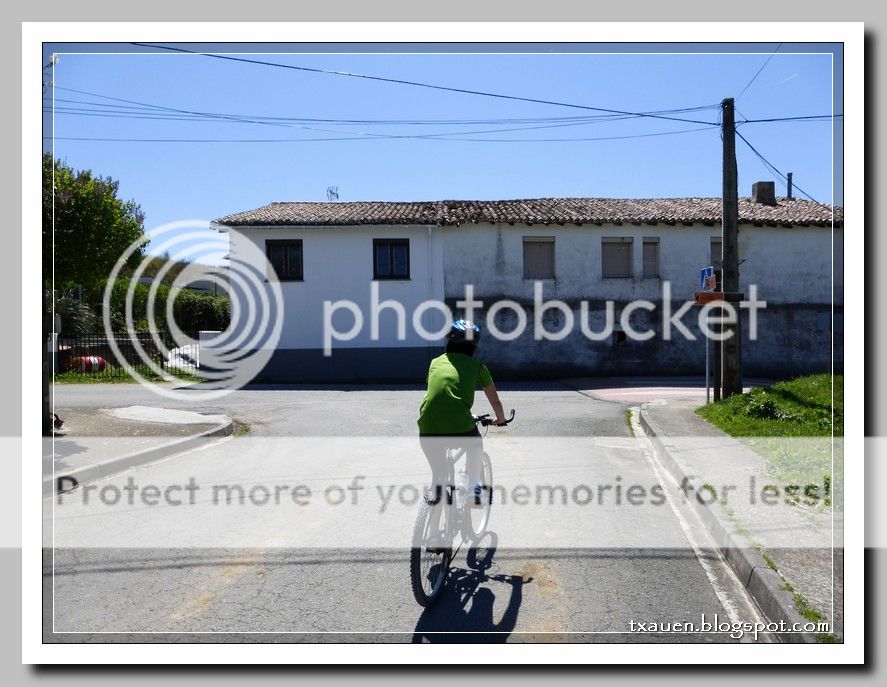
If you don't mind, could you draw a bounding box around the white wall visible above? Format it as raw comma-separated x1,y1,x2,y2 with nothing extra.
439,222,841,305
228,224,445,350
226,219,840,352
739,225,841,304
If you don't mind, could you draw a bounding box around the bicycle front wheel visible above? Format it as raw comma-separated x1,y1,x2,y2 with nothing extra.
409,490,451,607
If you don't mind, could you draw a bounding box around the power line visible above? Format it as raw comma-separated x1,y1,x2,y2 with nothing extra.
45,76,832,152
736,106,840,125
48,103,839,128
737,43,782,101
44,125,718,144
46,85,722,143
739,114,842,124
45,107,657,139
49,85,717,141
44,104,699,127
439,125,717,143
52,86,295,130
42,104,697,131
43,106,714,140
735,129,821,204
129,43,720,126
50,82,838,142
44,104,713,140
46,94,714,126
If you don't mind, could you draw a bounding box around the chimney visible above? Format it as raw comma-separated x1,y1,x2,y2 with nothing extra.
752,181,777,205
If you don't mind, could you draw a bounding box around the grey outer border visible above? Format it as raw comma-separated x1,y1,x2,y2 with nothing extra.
6,0,876,678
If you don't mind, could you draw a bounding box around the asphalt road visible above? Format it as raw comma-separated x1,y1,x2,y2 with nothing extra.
52,378,714,436
46,381,772,643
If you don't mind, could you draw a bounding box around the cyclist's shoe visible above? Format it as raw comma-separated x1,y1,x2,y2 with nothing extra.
470,484,491,508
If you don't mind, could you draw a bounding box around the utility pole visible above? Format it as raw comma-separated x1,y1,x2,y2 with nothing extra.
42,289,52,436
721,97,742,398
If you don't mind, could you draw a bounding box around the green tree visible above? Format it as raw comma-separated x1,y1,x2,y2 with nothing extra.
42,154,146,293
121,252,190,285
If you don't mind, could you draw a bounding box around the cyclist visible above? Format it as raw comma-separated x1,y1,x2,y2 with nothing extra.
417,320,508,509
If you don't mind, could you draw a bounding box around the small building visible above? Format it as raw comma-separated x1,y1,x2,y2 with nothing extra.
213,185,843,382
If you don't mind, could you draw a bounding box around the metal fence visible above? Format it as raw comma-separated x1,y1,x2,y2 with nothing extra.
54,331,201,379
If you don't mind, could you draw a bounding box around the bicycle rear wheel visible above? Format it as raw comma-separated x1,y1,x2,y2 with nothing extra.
409,490,452,607
465,452,493,540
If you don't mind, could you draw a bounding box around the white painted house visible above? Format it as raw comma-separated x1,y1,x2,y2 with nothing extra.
213,185,843,382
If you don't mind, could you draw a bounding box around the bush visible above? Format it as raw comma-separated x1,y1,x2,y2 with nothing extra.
744,388,801,422
101,277,230,333
47,288,96,335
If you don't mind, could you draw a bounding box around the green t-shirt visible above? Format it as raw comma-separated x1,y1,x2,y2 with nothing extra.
417,352,493,435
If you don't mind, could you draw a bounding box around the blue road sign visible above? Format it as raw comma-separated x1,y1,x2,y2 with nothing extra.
700,266,715,291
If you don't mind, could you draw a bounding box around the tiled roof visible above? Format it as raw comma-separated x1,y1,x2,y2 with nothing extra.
214,197,842,228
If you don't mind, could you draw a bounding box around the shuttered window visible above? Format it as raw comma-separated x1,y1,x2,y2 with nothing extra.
642,237,660,279
602,237,633,278
523,237,555,279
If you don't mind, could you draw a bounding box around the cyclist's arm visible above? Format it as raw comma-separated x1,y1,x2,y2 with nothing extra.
482,383,508,425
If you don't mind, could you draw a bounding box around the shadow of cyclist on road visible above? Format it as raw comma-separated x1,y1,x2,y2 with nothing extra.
412,532,531,643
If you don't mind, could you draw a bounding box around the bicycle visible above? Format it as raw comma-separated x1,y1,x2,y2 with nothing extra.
409,409,515,607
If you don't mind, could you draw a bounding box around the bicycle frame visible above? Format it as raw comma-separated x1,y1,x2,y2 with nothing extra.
409,409,514,606
446,408,514,505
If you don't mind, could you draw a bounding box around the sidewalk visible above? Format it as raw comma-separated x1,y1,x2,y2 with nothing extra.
44,406,233,497
639,398,842,642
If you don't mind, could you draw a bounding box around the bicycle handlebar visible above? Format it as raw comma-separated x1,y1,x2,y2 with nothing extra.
473,408,516,427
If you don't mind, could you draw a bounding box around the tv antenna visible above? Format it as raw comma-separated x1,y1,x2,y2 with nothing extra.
326,186,339,201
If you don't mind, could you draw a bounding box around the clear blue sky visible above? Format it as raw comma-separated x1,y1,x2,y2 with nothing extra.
42,43,842,258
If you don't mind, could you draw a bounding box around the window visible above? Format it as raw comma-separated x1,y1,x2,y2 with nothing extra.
602,237,633,278
266,239,303,281
710,237,722,268
523,237,555,279
373,239,410,280
642,237,660,279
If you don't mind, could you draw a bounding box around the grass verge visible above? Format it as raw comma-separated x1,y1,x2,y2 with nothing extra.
695,374,841,495
696,374,842,438
54,368,203,384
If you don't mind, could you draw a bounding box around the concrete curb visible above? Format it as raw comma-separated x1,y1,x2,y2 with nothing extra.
44,418,233,498
638,404,817,644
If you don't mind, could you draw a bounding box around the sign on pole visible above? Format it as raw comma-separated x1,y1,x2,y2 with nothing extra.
700,266,716,291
